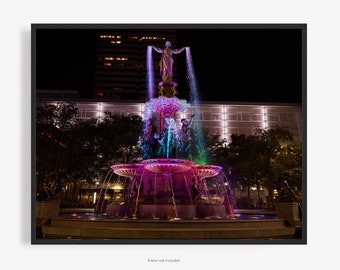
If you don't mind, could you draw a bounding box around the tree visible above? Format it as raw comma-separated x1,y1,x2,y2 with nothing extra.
271,141,302,203
96,112,143,164
35,102,78,198
207,126,302,208
35,103,144,206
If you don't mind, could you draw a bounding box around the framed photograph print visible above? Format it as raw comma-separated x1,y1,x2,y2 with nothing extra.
32,23,306,244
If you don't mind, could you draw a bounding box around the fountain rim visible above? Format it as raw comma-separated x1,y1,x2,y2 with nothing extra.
111,158,223,177
141,158,195,165
141,158,194,173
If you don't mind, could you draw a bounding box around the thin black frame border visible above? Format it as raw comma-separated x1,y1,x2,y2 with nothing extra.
31,23,307,245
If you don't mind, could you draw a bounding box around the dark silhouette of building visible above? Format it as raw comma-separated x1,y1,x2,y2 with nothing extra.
92,30,179,100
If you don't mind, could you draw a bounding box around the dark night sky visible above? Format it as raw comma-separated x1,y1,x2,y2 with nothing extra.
34,25,304,103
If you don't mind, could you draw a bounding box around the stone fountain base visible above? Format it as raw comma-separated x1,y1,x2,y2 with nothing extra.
106,203,229,219
276,202,302,226
138,204,196,219
40,217,300,241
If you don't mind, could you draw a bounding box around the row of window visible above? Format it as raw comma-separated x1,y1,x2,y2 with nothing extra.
38,101,301,141
75,104,299,123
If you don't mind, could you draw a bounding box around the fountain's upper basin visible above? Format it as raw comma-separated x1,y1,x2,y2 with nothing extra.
194,164,222,179
111,158,222,179
111,163,144,178
142,158,194,173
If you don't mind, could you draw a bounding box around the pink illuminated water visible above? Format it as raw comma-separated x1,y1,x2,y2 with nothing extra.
99,46,234,220
103,158,236,219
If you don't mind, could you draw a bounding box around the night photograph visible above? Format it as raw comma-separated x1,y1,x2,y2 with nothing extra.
32,24,306,244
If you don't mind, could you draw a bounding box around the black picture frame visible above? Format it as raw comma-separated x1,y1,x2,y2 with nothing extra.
31,23,307,245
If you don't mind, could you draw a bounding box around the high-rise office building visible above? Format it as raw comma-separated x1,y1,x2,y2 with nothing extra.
93,29,179,100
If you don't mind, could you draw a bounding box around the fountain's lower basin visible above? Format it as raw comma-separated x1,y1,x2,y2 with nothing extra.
105,203,228,219
107,158,229,219
40,209,301,241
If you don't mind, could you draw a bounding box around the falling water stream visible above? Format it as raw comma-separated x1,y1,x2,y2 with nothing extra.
185,47,207,164
95,45,236,220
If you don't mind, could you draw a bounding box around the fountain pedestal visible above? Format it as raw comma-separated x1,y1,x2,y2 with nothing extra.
158,81,178,97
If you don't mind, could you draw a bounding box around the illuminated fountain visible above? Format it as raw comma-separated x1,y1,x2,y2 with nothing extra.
41,41,299,240
102,42,235,220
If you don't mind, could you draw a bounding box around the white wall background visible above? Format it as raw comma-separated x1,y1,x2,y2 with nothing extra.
1,0,339,269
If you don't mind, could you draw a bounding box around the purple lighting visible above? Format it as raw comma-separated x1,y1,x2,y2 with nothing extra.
102,42,236,220
146,46,155,100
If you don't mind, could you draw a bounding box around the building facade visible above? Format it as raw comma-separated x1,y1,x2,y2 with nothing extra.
37,99,302,142
92,30,179,100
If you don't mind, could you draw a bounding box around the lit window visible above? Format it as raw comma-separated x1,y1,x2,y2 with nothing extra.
228,114,237,121
267,114,276,121
100,35,115,39
280,114,288,122
242,114,250,121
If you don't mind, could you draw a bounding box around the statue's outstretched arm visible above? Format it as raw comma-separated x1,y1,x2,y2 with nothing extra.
152,46,164,53
172,47,186,54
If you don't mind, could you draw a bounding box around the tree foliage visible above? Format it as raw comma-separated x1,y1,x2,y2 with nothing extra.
208,126,302,207
35,103,143,205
